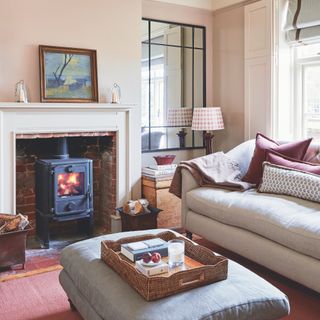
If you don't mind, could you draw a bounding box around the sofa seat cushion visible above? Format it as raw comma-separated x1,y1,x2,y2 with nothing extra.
186,188,320,260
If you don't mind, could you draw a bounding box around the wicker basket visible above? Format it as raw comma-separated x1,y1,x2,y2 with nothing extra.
101,231,228,301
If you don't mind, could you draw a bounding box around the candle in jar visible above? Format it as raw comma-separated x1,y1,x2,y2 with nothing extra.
168,240,185,267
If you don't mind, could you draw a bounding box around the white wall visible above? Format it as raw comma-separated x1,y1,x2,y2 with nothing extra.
0,0,142,197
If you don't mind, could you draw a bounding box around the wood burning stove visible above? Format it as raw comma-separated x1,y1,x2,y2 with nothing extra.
35,138,93,248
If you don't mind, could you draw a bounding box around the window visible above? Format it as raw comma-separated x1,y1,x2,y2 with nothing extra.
141,18,206,152
294,43,320,142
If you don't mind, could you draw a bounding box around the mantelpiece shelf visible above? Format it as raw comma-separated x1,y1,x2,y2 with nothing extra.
0,102,134,111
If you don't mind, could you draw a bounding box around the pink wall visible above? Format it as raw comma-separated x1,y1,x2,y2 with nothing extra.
0,0,142,197
0,0,141,104
212,5,245,152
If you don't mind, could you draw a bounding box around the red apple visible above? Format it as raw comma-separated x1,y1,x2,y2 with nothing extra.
151,252,161,263
142,252,152,263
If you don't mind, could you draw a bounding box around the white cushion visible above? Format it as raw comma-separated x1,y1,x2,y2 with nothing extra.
186,188,320,260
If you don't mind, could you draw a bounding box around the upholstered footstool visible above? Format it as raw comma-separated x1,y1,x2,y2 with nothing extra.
59,229,290,320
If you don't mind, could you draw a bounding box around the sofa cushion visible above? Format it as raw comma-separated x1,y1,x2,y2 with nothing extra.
186,187,320,260
258,162,320,203
242,133,312,185
266,150,320,174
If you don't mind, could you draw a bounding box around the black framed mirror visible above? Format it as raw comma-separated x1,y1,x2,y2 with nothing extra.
141,18,206,152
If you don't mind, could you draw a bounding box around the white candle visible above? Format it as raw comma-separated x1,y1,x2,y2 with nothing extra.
168,240,185,267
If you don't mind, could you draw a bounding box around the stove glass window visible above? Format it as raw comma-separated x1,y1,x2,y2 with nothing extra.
57,172,85,197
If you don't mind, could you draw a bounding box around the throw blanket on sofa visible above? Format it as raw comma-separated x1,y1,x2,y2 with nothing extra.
169,152,254,198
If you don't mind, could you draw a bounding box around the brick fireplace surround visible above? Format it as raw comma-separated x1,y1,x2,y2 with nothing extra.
16,132,116,234
0,103,133,234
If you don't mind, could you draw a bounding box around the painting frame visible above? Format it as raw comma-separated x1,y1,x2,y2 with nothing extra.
39,45,98,103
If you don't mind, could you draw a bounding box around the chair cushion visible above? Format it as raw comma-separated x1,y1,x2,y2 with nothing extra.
186,187,320,260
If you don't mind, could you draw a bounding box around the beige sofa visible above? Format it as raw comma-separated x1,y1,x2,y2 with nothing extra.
181,140,320,293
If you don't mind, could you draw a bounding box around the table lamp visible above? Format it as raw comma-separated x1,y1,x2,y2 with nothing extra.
167,108,193,148
191,107,224,154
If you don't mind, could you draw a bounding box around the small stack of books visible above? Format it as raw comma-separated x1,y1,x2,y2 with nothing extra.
136,260,169,276
121,238,168,262
121,239,169,276
142,164,177,179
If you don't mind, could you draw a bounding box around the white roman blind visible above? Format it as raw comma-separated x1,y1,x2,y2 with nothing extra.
284,0,320,45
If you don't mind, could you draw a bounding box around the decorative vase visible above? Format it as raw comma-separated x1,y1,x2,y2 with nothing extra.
15,80,28,103
111,83,121,104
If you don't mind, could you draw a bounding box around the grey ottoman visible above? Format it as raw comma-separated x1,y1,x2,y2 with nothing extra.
59,229,290,320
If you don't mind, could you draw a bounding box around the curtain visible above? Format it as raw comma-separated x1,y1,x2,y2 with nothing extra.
284,0,320,45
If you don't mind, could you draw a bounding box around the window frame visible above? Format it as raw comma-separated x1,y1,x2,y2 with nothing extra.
293,48,320,141
141,17,206,153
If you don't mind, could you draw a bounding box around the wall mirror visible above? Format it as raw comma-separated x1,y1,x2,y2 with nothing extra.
141,18,206,152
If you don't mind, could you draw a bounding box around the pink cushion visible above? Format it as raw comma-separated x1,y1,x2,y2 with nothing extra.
242,133,312,185
266,150,320,175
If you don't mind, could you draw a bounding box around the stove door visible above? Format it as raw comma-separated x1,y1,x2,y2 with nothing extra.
53,162,92,215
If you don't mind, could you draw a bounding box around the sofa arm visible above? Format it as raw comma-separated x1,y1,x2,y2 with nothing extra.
181,169,199,228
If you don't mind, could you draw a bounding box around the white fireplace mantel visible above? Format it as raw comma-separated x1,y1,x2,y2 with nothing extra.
0,102,134,214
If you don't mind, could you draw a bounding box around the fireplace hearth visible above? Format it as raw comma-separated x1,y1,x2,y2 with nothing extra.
35,138,93,248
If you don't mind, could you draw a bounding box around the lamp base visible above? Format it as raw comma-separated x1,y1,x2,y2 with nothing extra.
177,129,187,148
203,132,214,155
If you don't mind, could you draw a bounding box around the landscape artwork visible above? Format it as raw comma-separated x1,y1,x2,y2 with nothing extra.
39,46,98,102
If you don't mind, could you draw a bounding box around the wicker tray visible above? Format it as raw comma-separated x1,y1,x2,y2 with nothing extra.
101,231,228,301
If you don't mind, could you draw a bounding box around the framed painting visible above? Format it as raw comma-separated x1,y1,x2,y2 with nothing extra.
39,45,98,103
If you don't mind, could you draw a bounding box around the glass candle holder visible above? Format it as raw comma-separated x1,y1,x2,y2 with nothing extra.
168,239,185,268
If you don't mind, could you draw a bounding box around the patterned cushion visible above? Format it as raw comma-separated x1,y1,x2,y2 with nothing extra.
258,162,320,203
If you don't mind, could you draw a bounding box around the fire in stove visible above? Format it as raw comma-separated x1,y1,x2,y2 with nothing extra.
57,172,84,197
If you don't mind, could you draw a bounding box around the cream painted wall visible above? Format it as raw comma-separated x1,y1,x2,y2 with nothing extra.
213,5,245,152
0,0,142,197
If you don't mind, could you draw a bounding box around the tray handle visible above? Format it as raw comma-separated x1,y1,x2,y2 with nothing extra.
179,272,205,287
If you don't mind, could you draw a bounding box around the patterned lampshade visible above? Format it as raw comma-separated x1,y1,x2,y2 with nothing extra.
191,107,224,131
167,108,193,127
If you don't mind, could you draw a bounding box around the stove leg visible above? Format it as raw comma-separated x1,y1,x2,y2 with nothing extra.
42,217,50,249
87,214,93,237
37,213,50,249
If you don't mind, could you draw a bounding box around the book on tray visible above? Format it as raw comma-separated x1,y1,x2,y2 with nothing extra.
121,238,168,262
135,260,169,276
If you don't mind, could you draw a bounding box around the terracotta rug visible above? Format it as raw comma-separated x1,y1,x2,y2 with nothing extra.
0,270,82,320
